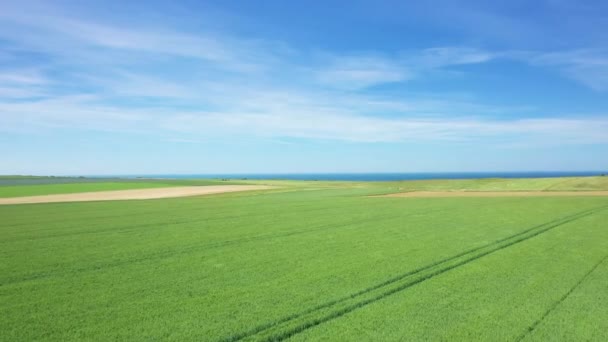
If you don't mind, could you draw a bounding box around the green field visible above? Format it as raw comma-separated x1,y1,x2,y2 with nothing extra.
1,177,608,341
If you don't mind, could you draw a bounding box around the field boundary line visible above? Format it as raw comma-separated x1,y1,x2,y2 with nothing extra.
221,205,607,342
515,253,608,341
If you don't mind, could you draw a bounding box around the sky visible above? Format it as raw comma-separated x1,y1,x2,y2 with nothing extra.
0,0,607,175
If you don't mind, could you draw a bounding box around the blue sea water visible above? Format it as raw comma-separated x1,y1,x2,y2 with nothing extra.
2,171,605,186
127,171,606,181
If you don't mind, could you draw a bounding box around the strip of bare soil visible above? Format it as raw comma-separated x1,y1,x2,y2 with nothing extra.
0,185,274,205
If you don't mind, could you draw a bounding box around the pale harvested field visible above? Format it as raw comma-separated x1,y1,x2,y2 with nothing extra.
380,190,608,198
0,185,274,205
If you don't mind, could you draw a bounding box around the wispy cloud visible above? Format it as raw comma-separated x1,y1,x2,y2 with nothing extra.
2,88,606,146
316,55,412,90
414,47,495,67
0,68,50,99
315,47,495,90
0,2,285,74
0,69,48,85
526,49,608,91
163,111,608,145
0,1,606,150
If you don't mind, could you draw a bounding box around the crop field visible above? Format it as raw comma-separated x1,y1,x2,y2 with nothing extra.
1,177,608,341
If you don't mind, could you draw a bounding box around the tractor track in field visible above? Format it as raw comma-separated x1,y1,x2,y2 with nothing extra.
515,253,608,341
2,208,449,286
222,205,607,342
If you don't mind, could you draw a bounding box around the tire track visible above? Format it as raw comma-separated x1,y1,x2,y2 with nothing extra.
222,205,606,342
515,253,608,341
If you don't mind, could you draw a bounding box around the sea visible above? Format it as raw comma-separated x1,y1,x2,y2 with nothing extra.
123,171,606,181
2,171,605,186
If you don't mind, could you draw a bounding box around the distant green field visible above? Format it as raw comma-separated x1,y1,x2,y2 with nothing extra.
1,176,607,198
0,175,50,179
382,176,608,191
1,177,608,340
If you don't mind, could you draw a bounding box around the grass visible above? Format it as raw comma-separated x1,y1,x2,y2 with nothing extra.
377,176,608,192
1,176,608,341
0,175,52,179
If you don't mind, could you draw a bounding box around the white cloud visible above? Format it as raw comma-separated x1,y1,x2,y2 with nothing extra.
521,49,608,91
84,72,200,99
415,47,495,67
0,69,48,85
0,1,606,149
315,48,496,90
0,69,50,98
1,88,606,146
0,3,281,73
161,111,608,145
0,87,45,99
316,56,412,89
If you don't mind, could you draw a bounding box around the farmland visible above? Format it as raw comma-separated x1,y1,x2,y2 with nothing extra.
1,176,608,341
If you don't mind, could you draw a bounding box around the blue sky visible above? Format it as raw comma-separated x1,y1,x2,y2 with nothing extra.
0,0,607,174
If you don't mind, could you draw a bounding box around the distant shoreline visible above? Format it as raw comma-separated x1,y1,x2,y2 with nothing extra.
107,171,607,181
6,171,604,182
